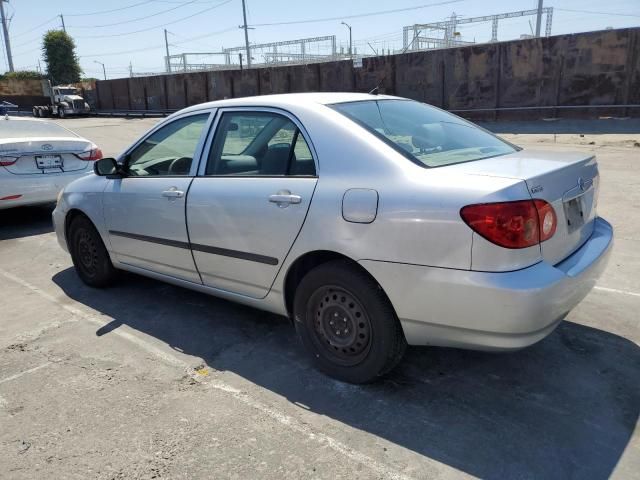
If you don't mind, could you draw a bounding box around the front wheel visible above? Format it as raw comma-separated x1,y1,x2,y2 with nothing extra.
58,109,66,119
293,260,407,383
68,215,117,287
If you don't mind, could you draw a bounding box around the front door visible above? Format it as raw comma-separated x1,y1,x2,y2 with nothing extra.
187,109,318,298
104,112,211,283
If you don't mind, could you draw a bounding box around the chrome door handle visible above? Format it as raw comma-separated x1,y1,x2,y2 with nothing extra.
269,193,302,206
162,188,184,198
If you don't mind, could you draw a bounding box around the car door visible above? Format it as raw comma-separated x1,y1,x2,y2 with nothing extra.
103,111,212,283
187,108,318,298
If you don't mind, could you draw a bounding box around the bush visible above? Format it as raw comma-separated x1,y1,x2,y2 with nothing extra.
0,70,44,81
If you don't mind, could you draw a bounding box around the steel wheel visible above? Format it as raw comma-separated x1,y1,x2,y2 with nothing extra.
75,228,99,279
69,215,117,288
308,285,373,366
294,260,407,383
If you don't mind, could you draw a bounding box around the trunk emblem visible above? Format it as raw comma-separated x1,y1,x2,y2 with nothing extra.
577,177,593,192
530,185,544,194
41,144,53,151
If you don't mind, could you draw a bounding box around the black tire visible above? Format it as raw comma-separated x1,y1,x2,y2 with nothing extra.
68,215,117,288
32,107,38,117
58,108,66,119
293,260,407,384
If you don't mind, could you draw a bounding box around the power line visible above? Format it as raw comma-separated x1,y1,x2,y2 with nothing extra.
73,0,234,39
249,0,465,27
64,0,158,17
78,26,236,58
67,0,199,28
555,8,640,18
10,15,58,38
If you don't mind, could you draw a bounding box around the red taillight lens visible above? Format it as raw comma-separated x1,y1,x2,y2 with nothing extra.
460,199,557,249
76,148,103,161
0,156,18,166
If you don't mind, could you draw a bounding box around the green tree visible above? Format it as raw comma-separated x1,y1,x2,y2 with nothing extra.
42,30,82,84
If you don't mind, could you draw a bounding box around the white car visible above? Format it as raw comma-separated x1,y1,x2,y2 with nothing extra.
0,116,102,209
53,93,612,383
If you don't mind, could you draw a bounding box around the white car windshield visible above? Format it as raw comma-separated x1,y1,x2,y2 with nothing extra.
332,99,517,167
0,119,77,138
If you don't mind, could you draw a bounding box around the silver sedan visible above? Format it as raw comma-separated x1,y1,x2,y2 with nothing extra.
52,93,613,383
0,116,102,209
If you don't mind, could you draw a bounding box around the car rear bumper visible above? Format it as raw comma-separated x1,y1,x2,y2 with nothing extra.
0,170,89,210
359,217,613,351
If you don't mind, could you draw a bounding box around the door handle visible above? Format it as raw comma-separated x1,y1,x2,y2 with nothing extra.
269,193,302,207
162,188,184,198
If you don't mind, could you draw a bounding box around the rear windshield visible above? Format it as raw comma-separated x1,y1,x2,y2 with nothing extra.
331,99,517,167
0,119,77,139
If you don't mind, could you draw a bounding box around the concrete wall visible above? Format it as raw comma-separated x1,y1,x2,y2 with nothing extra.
95,27,640,118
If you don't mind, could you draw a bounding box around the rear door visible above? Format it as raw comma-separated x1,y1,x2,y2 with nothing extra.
187,108,318,298
103,111,212,282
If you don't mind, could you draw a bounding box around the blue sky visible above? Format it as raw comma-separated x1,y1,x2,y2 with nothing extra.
2,0,639,79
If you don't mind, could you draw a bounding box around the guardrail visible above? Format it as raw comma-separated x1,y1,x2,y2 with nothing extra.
92,109,177,118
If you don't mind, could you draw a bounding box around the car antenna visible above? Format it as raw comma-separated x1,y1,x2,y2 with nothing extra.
368,75,386,95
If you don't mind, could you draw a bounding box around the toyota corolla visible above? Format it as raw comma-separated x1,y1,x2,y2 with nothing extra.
52,93,613,383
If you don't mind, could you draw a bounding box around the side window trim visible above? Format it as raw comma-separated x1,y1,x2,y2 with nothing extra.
118,109,215,178
196,106,318,178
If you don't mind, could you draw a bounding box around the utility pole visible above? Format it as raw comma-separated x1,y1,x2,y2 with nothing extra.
164,28,171,73
129,61,133,78
0,0,14,72
94,60,106,80
60,14,66,33
535,0,543,37
341,22,352,58
240,0,251,68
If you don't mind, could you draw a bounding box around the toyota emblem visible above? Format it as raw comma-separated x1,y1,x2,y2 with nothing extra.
41,144,53,151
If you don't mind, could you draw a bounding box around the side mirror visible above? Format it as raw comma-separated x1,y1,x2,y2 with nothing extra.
94,157,119,176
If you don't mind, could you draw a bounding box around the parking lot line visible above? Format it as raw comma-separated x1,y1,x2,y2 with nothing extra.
0,267,418,480
0,362,52,385
594,286,640,298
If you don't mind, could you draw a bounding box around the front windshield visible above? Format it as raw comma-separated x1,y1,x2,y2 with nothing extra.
58,88,78,95
331,99,517,167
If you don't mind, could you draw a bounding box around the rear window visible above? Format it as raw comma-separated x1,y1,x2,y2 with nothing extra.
0,119,77,139
331,99,517,167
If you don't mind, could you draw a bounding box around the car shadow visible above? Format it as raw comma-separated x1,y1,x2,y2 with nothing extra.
52,267,639,480
0,205,55,240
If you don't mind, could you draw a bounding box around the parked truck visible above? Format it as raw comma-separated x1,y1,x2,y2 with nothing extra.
32,81,91,118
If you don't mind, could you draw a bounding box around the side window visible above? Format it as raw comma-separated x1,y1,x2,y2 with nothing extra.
206,111,316,177
126,113,208,176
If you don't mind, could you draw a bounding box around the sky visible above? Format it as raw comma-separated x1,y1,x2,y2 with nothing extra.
1,0,639,79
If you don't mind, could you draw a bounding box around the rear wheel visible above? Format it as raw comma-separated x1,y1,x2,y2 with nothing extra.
293,260,406,383
68,215,117,288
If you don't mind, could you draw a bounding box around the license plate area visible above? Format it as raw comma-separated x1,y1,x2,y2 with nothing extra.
564,197,585,234
35,155,63,169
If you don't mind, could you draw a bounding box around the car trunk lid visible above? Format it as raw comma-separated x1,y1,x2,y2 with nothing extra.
0,137,93,174
449,149,599,265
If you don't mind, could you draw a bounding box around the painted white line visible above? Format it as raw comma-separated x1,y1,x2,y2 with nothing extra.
208,380,416,480
594,286,640,298
0,268,186,369
0,362,52,385
0,268,415,479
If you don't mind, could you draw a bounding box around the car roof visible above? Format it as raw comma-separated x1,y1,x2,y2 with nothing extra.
178,92,402,116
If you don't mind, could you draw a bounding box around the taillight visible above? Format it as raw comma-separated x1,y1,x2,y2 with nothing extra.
534,199,556,242
0,156,18,166
460,199,557,249
76,148,103,161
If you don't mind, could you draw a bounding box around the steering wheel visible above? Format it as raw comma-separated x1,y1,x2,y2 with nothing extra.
168,156,192,175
